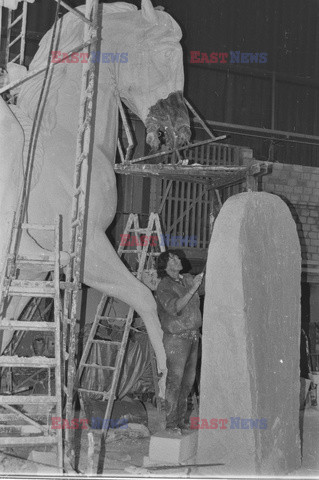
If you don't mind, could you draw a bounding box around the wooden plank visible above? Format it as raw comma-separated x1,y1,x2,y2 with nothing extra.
196,184,203,248
195,144,199,164
191,183,197,243
114,163,255,177
203,187,209,248
206,143,211,165
158,179,173,215
0,436,58,445
173,181,179,241
0,395,56,404
0,320,56,331
179,181,185,239
167,180,173,240
185,181,191,238
0,356,56,367
200,144,205,165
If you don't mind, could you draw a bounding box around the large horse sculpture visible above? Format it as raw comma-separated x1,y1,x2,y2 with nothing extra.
0,0,191,387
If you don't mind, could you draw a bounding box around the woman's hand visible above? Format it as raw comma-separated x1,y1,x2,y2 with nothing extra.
192,272,204,292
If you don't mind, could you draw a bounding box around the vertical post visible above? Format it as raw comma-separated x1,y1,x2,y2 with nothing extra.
19,0,27,65
269,71,276,161
149,177,161,213
5,8,12,66
86,431,95,474
54,216,63,473
64,0,99,451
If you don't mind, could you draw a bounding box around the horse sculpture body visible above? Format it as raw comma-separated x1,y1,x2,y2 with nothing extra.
0,0,191,383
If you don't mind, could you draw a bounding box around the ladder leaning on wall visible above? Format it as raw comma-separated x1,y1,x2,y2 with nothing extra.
74,213,165,451
0,0,29,67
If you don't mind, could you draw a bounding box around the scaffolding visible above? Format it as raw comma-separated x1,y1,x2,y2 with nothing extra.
0,0,99,471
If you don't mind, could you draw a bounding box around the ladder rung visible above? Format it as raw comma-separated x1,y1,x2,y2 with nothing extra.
81,364,115,370
14,253,55,266
21,223,55,231
0,425,22,433
0,413,23,421
8,35,22,48
77,387,111,398
0,436,58,445
0,320,56,331
0,356,56,368
126,228,150,233
8,13,23,29
16,258,55,267
0,395,57,405
97,316,127,322
92,339,121,346
8,280,55,298
60,282,79,291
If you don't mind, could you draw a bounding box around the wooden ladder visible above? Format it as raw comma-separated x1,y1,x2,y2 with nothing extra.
1,0,29,67
0,219,63,472
75,213,165,440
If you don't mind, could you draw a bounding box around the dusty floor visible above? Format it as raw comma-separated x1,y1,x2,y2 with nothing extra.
0,402,318,477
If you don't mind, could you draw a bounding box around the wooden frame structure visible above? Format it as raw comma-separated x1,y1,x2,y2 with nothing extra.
0,0,99,471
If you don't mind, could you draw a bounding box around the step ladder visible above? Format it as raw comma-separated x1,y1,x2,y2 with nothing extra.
1,294,54,395
75,213,165,436
0,218,63,473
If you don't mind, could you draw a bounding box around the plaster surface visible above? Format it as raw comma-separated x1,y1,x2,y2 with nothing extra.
197,192,301,475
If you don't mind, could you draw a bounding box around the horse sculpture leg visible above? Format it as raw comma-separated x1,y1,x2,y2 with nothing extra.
84,229,167,382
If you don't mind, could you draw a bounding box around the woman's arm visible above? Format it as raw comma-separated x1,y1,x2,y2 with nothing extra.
175,273,204,312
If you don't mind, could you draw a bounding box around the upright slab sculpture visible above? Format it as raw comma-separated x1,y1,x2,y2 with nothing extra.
0,0,191,382
197,192,301,475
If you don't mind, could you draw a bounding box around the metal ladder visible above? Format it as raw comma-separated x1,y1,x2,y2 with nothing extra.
0,218,63,472
75,213,165,436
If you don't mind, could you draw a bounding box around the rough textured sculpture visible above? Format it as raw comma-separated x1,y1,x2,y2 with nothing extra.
0,0,191,382
197,192,301,475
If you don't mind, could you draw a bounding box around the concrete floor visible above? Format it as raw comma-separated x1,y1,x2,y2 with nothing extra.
0,402,318,477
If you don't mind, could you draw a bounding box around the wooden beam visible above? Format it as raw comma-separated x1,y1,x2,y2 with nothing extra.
114,161,270,188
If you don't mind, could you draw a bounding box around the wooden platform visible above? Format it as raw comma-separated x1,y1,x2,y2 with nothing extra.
114,160,270,188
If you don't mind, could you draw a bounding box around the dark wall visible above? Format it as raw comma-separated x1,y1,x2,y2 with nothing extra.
152,0,319,166
7,0,319,165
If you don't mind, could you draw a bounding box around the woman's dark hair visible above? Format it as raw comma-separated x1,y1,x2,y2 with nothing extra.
157,250,182,279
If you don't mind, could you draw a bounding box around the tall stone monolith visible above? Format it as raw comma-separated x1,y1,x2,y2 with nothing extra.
197,192,301,475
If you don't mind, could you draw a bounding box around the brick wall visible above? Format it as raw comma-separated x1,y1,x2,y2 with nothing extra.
261,163,319,264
